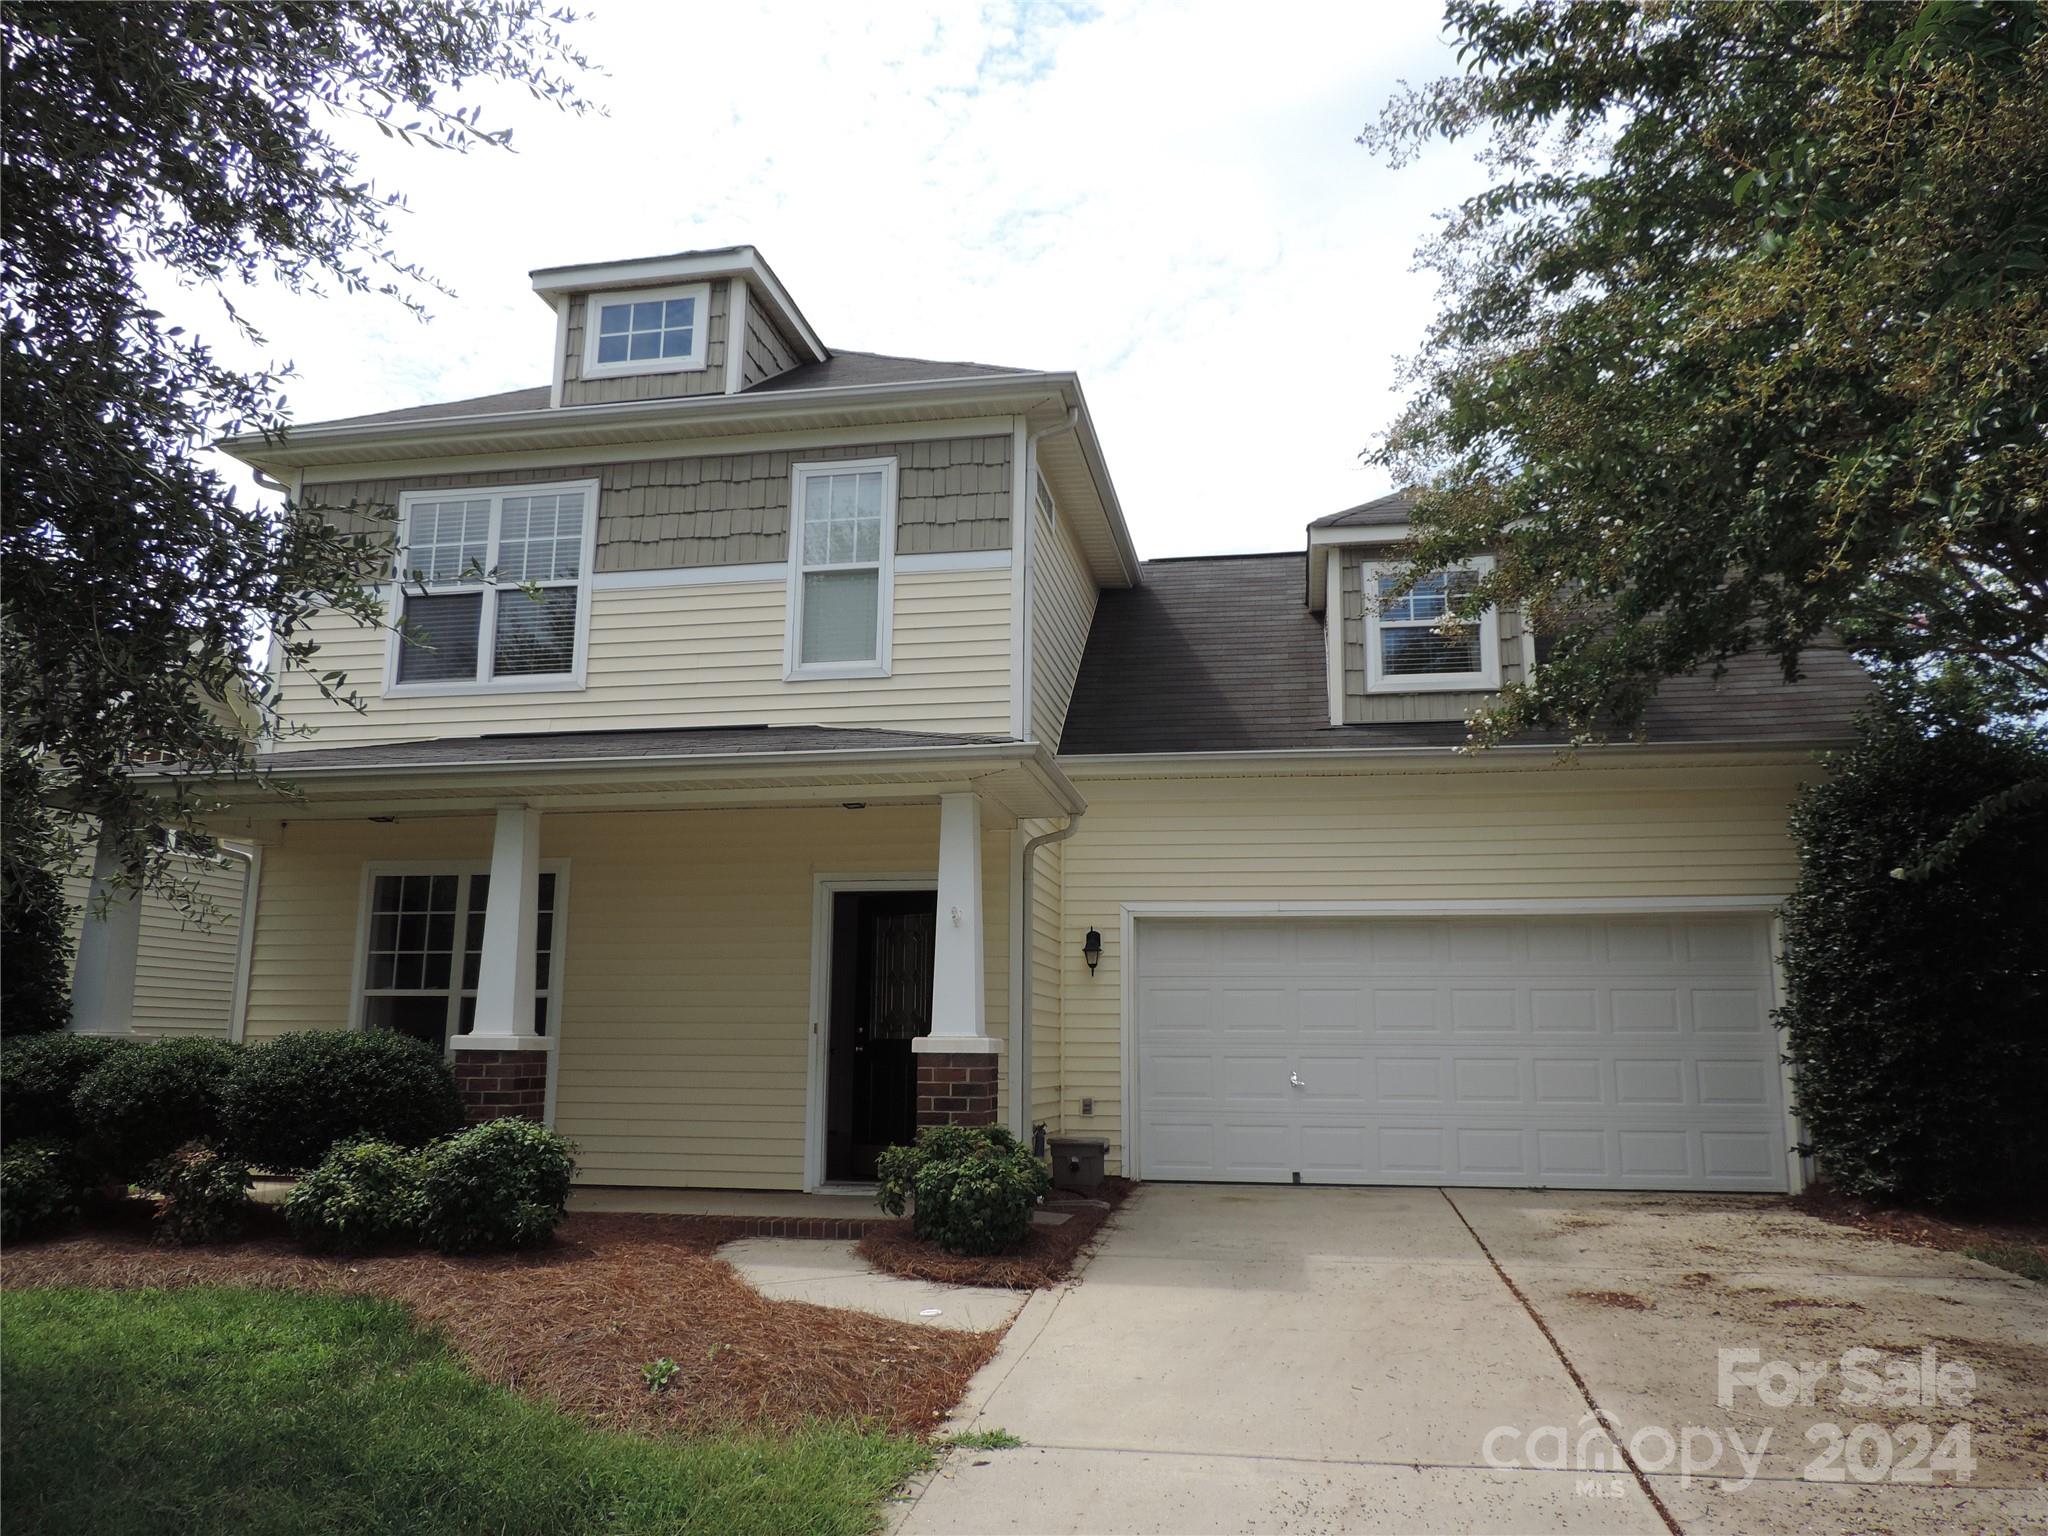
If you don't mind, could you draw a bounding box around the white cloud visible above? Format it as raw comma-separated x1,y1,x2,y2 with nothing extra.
178,0,1487,559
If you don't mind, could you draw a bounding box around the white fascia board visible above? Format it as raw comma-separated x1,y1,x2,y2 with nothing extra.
529,246,828,363
213,740,1088,811
1306,523,1411,611
1056,744,1826,776
1064,381,1142,588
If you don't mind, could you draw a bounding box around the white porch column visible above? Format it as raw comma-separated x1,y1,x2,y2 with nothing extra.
923,791,990,1045
459,804,545,1051
71,837,141,1035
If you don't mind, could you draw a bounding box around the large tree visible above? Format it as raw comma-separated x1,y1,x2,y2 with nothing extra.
1365,0,2047,743
1,3,594,1023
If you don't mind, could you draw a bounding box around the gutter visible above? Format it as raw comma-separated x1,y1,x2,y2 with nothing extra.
217,372,1087,467
152,738,1089,816
1057,740,1844,774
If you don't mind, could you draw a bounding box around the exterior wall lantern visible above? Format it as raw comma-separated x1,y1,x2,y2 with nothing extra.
1082,928,1102,974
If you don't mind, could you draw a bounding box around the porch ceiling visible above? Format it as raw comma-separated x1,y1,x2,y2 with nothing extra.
172,728,1083,825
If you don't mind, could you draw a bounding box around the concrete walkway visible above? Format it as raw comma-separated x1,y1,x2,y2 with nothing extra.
894,1186,2047,1535
723,1237,1026,1332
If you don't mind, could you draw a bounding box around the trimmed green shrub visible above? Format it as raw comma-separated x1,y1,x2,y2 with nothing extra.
70,1037,243,1178
876,1124,1050,1256
221,1031,464,1173
1,1137,81,1242
1781,704,2048,1209
419,1119,576,1253
285,1138,428,1251
0,1032,132,1145
141,1143,254,1245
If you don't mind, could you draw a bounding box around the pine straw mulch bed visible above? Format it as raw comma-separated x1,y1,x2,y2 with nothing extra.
0,1202,999,1437
857,1178,1138,1289
1790,1185,2048,1272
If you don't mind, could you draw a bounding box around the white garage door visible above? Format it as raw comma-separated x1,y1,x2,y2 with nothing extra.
1133,915,1789,1192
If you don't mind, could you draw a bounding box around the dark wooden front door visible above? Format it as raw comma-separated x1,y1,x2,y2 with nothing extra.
825,890,936,1182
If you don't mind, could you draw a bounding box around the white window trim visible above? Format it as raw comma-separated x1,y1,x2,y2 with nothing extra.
348,858,571,1058
784,455,898,682
580,282,712,379
1361,555,1501,694
383,479,599,698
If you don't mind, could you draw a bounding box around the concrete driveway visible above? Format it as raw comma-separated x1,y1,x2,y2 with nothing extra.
894,1186,2047,1536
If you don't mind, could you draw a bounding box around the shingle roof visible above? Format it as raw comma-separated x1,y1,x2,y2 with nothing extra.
253,724,1019,774
308,386,553,431
1310,490,1418,528
291,351,1039,435
1058,551,1870,755
745,349,1036,393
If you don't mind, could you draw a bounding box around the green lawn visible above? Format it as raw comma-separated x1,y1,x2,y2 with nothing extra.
1966,1241,2048,1285
0,1287,931,1536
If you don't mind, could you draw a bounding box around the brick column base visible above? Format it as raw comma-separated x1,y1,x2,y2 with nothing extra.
915,1051,999,1128
451,1049,548,1124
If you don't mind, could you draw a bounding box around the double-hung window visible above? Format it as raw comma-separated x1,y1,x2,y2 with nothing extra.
358,865,565,1052
1363,558,1501,693
390,480,597,693
786,457,896,678
581,282,711,378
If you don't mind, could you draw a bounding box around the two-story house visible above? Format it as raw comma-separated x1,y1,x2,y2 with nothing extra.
81,245,1866,1196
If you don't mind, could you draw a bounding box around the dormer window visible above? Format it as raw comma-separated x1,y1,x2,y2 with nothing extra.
1363,557,1501,693
582,282,710,378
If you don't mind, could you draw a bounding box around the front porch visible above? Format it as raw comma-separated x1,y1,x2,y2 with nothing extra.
168,727,1079,1193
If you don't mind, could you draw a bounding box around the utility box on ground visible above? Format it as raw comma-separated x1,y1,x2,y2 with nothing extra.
1048,1136,1108,1193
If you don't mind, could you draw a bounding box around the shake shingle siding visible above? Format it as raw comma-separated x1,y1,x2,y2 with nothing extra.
302,436,1012,575
740,300,803,389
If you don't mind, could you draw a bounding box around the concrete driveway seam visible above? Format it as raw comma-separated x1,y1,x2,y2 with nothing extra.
1441,1187,1685,1536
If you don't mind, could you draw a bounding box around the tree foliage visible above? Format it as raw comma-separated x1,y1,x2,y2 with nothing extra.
0,3,595,979
1779,695,2047,1208
1366,1,2048,742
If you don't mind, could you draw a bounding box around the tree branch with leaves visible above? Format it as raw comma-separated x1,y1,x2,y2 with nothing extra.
0,2,597,1030
1364,0,2047,745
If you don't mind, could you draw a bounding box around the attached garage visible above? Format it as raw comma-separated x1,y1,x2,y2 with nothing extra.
1129,911,1792,1193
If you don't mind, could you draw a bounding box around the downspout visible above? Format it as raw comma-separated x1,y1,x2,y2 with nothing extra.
1009,404,1085,1138
220,844,259,1044
1015,811,1083,1141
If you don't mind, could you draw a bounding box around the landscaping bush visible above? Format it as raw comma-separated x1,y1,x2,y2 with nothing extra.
0,1031,132,1144
285,1138,429,1251
419,1118,576,1253
1780,703,2048,1209
70,1036,243,1178
140,1143,254,1245
1,1137,81,1243
875,1124,1050,1256
222,1030,464,1173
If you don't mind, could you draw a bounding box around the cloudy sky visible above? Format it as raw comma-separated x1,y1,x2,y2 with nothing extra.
201,1,1488,559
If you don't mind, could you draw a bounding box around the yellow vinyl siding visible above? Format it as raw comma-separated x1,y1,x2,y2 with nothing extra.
274,568,1013,745
1052,758,1818,1169
1030,493,1098,746
1026,823,1065,1131
240,806,1012,1190
63,855,247,1038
